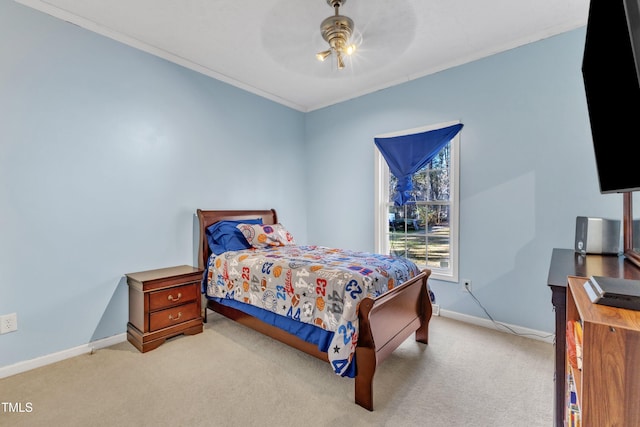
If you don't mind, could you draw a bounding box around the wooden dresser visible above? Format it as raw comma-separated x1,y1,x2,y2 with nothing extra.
566,276,640,426
547,248,640,426
126,265,203,352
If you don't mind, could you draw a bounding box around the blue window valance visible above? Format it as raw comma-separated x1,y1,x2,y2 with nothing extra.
374,123,464,206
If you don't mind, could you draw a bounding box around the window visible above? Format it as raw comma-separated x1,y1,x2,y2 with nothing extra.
374,121,460,282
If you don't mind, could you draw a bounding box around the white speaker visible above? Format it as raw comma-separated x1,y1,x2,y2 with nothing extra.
574,216,621,255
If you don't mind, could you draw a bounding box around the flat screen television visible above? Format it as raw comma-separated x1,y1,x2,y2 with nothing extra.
582,0,640,193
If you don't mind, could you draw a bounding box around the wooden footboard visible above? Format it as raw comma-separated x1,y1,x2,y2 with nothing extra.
355,269,432,410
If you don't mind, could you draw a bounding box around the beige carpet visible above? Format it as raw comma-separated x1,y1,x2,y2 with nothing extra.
0,314,554,427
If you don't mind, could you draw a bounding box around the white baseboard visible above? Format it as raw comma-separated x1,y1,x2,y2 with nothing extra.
438,308,555,344
0,333,127,379
0,310,554,379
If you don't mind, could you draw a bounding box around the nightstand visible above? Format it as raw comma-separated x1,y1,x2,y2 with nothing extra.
126,265,204,352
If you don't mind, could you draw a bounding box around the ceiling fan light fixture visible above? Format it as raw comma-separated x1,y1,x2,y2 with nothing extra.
345,44,356,56
316,0,359,70
337,52,345,69
316,49,332,62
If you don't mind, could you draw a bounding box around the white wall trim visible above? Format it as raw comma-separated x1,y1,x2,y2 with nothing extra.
0,310,553,379
439,309,555,344
0,333,127,379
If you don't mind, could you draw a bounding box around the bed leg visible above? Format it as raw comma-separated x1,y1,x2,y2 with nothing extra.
201,295,208,323
354,346,376,411
415,277,432,344
415,303,430,343
415,320,429,344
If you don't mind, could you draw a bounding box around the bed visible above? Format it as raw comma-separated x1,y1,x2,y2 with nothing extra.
196,208,432,411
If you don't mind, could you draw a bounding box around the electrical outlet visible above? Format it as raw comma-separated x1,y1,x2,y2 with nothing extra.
0,313,18,334
462,280,472,292
432,304,440,316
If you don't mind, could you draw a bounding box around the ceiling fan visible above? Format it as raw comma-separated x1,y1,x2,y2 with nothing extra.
315,0,361,70
261,0,415,78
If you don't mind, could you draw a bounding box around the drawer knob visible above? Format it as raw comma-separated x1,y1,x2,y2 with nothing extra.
169,312,182,321
167,292,182,302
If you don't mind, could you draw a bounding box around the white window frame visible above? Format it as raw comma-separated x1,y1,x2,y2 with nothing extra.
374,120,460,282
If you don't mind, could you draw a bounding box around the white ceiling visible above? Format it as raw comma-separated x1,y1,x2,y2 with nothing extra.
16,0,590,112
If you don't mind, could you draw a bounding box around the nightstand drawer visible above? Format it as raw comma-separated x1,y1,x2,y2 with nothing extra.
149,283,198,311
149,301,199,331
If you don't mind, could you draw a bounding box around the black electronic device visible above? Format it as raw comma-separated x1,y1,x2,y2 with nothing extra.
583,275,640,310
582,0,640,193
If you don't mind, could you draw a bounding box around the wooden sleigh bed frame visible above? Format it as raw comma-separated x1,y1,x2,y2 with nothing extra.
196,208,432,411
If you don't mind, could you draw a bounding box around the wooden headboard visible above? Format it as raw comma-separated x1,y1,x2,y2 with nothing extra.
196,209,278,270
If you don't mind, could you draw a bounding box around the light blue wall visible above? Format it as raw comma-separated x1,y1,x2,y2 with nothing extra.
0,1,306,367
1,0,622,368
305,28,622,333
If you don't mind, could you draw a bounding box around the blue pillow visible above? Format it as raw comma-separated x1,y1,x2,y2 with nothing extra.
206,219,262,255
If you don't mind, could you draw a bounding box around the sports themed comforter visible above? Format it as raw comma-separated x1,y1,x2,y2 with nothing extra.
205,245,422,376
